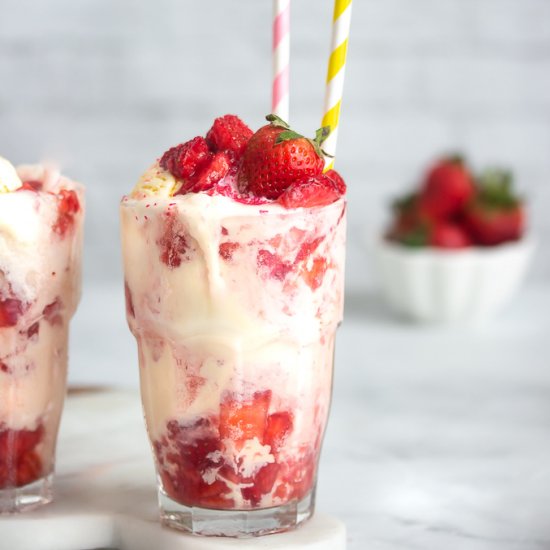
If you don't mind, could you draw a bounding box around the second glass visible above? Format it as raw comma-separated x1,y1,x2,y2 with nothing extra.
121,194,346,536
0,164,84,513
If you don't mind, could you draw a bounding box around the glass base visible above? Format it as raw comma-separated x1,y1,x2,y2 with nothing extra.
159,489,316,537
0,474,53,514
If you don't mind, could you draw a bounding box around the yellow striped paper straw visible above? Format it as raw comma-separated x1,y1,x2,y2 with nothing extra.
322,0,353,170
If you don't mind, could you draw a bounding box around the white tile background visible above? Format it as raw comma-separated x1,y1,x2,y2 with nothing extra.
0,0,548,293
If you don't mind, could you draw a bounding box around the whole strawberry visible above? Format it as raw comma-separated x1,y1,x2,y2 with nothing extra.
419,155,475,220
464,169,525,246
238,115,328,200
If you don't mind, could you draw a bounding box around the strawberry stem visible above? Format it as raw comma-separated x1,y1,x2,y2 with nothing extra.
266,114,290,129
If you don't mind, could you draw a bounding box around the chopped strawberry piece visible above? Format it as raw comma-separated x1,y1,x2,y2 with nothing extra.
0,298,24,328
158,217,189,268
257,250,292,281
14,426,44,455
206,114,253,157
0,425,45,489
26,322,40,339
277,174,341,208
187,152,232,193
295,236,324,262
302,257,329,290
265,412,293,453
43,298,63,325
53,189,80,237
160,136,212,181
241,463,280,505
219,242,240,261
16,451,43,487
325,169,347,195
219,390,271,445
17,180,43,192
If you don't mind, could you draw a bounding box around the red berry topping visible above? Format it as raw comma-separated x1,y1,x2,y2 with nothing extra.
277,173,342,209
160,137,212,181
0,298,25,328
419,156,475,220
206,115,253,157
325,169,347,195
53,189,80,237
183,152,232,194
238,115,328,200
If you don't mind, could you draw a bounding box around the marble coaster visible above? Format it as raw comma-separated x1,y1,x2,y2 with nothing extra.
0,512,346,549
0,392,346,549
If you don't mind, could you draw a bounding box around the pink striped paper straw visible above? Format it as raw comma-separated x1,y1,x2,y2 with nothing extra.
272,0,290,122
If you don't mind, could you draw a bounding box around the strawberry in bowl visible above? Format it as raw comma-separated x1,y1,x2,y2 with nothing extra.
377,155,533,323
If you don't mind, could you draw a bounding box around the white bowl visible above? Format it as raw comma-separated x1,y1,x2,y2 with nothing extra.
374,237,535,323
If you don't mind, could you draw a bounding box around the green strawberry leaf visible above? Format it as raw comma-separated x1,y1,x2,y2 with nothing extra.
266,114,290,129
399,225,429,247
476,168,521,210
275,129,304,143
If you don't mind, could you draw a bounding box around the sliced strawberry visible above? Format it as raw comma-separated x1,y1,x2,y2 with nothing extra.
264,412,293,453
158,217,189,268
160,136,212,181
26,322,40,340
241,462,280,505
219,390,271,445
302,257,329,289
0,298,25,328
16,450,43,487
277,174,341,208
43,298,63,325
206,114,253,157
188,152,232,193
17,180,43,192
53,189,80,237
295,236,325,262
325,169,347,195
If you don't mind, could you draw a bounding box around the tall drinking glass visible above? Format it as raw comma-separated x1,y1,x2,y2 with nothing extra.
121,192,345,536
0,164,83,513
